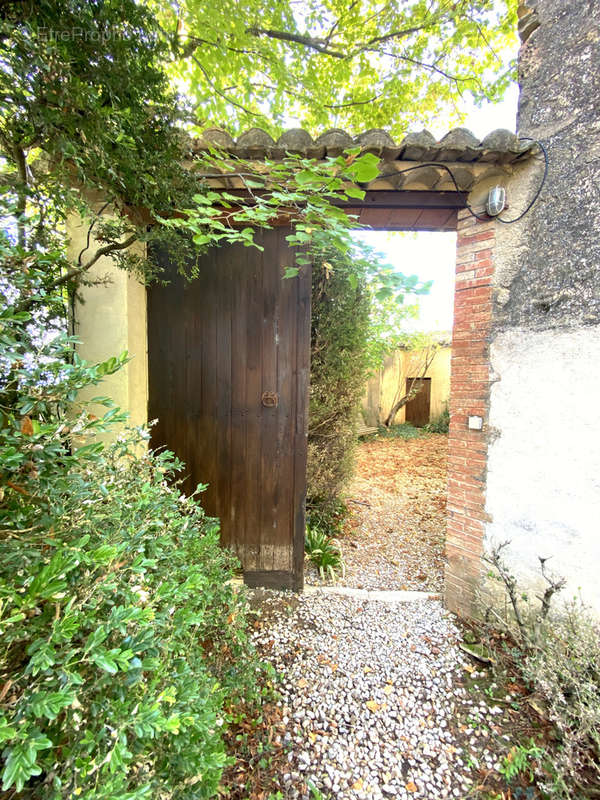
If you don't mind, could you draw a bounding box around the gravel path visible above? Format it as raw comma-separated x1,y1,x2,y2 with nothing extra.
252,589,507,800
307,434,448,592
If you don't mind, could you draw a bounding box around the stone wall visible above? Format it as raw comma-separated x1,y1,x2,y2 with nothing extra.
483,0,600,611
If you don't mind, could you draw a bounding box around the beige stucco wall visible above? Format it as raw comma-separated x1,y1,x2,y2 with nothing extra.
362,346,451,426
67,214,148,438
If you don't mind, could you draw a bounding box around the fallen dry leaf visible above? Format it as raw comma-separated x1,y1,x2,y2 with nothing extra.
365,700,381,713
352,779,364,791
21,416,34,436
406,781,418,793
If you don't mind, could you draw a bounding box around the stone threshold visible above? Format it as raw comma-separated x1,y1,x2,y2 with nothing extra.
229,577,441,602
303,584,441,603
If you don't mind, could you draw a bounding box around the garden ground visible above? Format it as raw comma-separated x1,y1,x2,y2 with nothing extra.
306,431,447,592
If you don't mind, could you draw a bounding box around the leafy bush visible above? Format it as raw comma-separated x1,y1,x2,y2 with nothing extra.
307,241,372,515
483,543,600,798
306,499,347,540
0,269,264,799
424,403,450,434
522,603,600,798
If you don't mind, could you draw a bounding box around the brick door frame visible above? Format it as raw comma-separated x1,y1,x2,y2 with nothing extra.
445,209,496,615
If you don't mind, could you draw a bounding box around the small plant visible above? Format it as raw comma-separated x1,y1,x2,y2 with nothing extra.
498,739,544,783
424,403,449,434
377,422,422,439
482,542,600,798
307,780,329,799
305,526,345,581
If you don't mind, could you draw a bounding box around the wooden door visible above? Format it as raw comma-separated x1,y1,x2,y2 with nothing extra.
147,229,311,591
405,378,431,427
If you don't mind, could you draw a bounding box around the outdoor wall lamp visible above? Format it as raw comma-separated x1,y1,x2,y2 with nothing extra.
486,186,507,217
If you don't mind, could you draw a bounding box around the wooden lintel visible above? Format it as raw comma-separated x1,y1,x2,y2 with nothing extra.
340,190,468,209
208,188,467,211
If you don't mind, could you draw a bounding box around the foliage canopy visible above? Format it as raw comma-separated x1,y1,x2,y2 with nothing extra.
158,0,518,135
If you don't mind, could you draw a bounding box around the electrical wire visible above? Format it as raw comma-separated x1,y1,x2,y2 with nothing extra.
495,139,548,224
373,137,548,225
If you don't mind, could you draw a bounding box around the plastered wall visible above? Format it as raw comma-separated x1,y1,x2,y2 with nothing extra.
362,347,451,426
482,0,600,613
67,215,148,436
486,325,600,608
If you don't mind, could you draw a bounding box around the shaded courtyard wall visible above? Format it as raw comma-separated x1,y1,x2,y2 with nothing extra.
362,347,451,427
482,0,600,611
67,213,148,435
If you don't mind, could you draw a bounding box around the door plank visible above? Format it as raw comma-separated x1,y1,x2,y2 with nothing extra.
243,242,263,571
230,247,249,561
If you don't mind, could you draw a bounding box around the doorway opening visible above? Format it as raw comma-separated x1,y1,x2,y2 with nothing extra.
307,228,457,594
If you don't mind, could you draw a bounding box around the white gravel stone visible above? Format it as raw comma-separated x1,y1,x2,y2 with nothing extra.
251,589,509,799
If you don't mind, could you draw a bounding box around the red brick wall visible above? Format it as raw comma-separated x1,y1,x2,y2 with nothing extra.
445,209,496,615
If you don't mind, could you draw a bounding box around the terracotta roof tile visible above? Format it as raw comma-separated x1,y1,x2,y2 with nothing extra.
191,126,535,165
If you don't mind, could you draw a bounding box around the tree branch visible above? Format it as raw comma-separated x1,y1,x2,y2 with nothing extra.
323,93,383,109
77,202,111,266
384,346,437,427
537,557,566,619
364,24,429,49
14,234,138,314
377,50,470,84
191,55,264,117
482,540,527,640
245,27,346,58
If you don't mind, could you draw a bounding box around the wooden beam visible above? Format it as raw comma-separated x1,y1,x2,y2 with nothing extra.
214,188,468,210
340,190,468,209
356,206,457,231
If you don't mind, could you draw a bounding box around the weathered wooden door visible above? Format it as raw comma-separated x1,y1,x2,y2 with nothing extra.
147,229,310,590
405,378,431,427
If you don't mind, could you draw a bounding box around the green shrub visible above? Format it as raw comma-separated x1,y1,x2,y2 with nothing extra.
306,498,348,540
423,403,450,434
377,422,422,440
483,543,600,798
0,269,264,799
522,602,600,798
307,241,372,514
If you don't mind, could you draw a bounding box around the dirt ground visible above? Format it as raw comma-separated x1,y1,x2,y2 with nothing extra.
308,432,448,592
